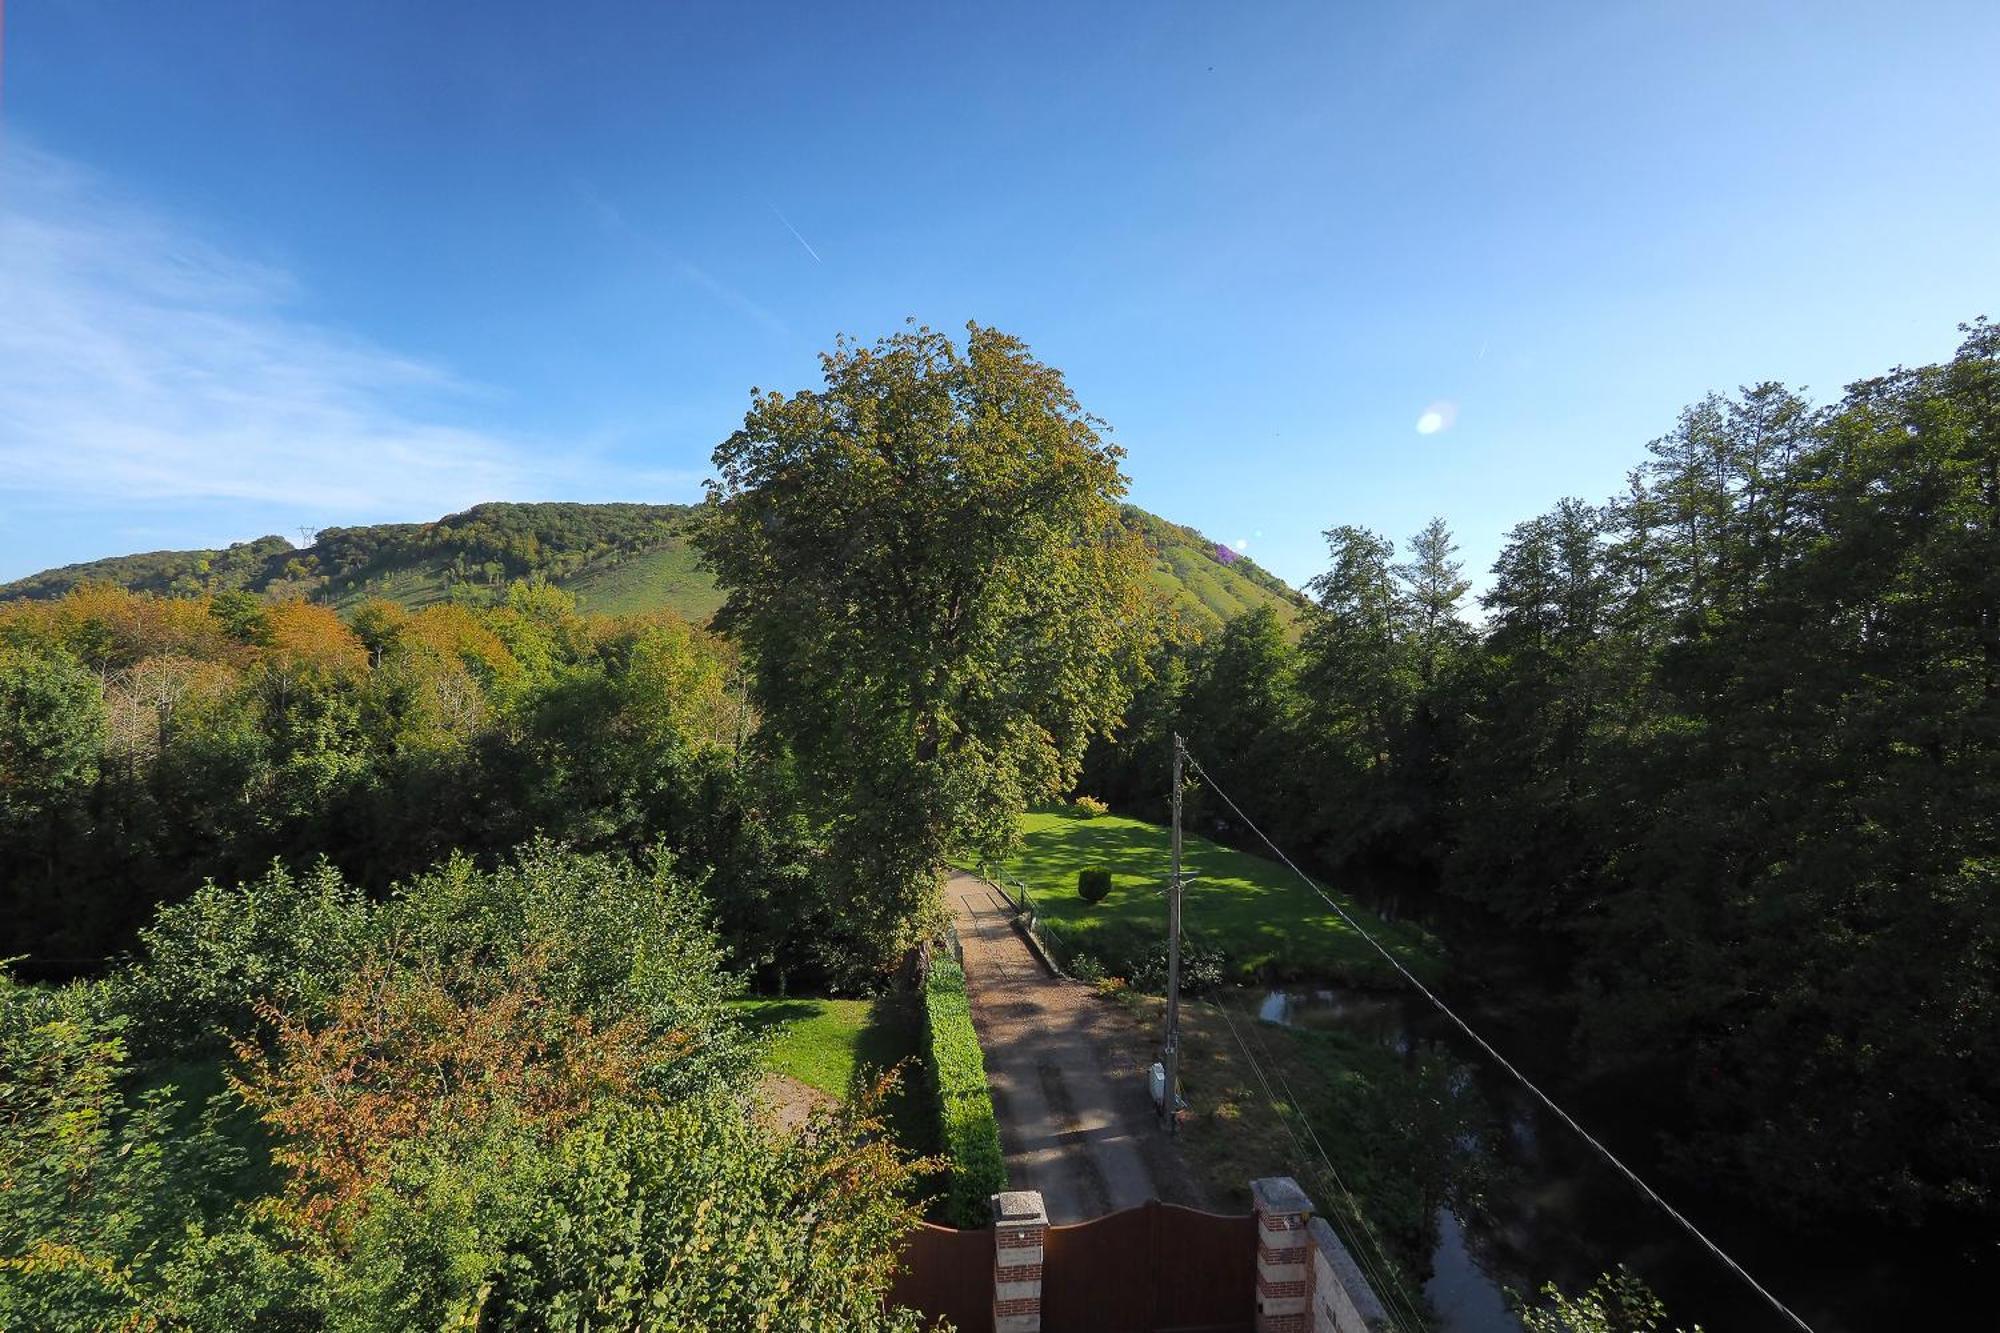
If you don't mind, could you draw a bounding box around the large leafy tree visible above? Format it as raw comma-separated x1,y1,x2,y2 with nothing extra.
0,645,103,835
698,322,1150,966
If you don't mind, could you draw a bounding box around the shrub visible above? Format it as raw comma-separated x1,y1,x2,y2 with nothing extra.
0,976,316,1330
922,955,1006,1225
327,1094,930,1331
1077,868,1113,903
1071,795,1109,818
478,1095,930,1330
116,859,371,1060
1126,937,1226,995
2,844,921,1330
1514,1267,1699,1333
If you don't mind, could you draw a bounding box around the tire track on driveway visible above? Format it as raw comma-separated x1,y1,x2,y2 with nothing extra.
944,871,1201,1222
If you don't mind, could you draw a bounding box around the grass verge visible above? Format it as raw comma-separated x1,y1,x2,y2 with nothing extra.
1102,989,1488,1325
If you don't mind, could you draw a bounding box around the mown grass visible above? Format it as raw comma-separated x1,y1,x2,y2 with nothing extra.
728,995,938,1162
969,808,1440,986
730,997,875,1096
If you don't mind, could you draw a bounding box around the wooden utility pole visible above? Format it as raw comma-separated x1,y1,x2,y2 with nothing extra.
1162,732,1185,1133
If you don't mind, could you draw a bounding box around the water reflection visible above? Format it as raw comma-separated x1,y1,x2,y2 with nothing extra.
1244,986,1944,1333
1425,1208,1519,1332
1255,986,1520,1331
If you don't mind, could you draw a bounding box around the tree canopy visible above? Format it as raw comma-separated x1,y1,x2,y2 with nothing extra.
1086,318,2000,1231
699,322,1152,965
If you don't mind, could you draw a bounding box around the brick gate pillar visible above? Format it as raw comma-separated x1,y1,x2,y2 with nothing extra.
991,1190,1048,1333
1252,1176,1314,1332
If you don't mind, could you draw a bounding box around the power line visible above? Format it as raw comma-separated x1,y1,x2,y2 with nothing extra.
1176,915,1423,1329
1180,748,1818,1333
1231,995,1426,1329
1197,975,1429,1333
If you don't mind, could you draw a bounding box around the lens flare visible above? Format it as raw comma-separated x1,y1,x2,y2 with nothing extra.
1415,400,1458,435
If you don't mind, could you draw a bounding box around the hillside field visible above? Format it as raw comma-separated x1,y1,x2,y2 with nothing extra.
2,501,1301,634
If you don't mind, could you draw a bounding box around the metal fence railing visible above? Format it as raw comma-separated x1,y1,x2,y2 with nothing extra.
997,872,1077,976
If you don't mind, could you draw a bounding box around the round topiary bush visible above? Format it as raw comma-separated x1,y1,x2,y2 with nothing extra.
1077,868,1113,903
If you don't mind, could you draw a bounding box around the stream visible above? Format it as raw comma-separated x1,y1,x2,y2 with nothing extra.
1250,986,1983,1332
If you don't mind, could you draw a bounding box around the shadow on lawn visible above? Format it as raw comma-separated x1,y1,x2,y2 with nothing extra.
731,998,826,1036
855,991,943,1165
990,810,1439,985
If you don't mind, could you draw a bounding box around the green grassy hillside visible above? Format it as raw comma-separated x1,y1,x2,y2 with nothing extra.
561,541,723,620
2,500,1302,631
1122,506,1302,634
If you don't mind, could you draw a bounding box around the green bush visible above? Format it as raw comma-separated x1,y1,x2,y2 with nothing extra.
1071,795,1109,818
1514,1267,1700,1333
0,844,924,1330
923,955,1006,1225
1077,868,1113,903
116,859,371,1060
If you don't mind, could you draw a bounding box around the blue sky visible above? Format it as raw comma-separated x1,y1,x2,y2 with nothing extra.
3,1,1997,590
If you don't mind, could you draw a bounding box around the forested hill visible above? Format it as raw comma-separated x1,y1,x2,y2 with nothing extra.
0,500,1301,632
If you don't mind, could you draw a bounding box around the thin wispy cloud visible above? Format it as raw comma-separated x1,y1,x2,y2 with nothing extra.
577,183,792,337
771,205,822,263
0,143,628,521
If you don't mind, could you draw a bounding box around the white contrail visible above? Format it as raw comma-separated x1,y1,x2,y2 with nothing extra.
771,205,821,263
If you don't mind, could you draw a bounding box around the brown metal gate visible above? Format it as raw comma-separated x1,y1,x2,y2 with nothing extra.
889,1222,995,1333
1041,1200,1256,1333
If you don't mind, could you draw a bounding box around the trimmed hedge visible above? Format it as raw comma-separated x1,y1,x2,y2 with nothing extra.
923,954,1007,1225
1077,868,1112,903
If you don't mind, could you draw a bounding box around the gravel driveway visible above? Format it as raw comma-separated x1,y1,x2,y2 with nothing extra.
945,871,1203,1222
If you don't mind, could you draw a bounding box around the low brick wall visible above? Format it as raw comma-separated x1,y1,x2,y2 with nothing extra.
1253,1177,1391,1333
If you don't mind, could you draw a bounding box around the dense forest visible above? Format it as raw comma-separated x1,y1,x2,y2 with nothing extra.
1088,319,2000,1235
0,581,907,986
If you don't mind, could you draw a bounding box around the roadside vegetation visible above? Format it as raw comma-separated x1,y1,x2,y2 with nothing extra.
974,807,1438,985
1099,989,1482,1311
922,955,1009,1226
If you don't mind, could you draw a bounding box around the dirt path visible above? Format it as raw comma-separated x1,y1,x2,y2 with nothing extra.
946,871,1201,1222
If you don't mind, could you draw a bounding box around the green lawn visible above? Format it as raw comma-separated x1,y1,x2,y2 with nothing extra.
728,995,939,1160
730,997,879,1097
969,809,1441,986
